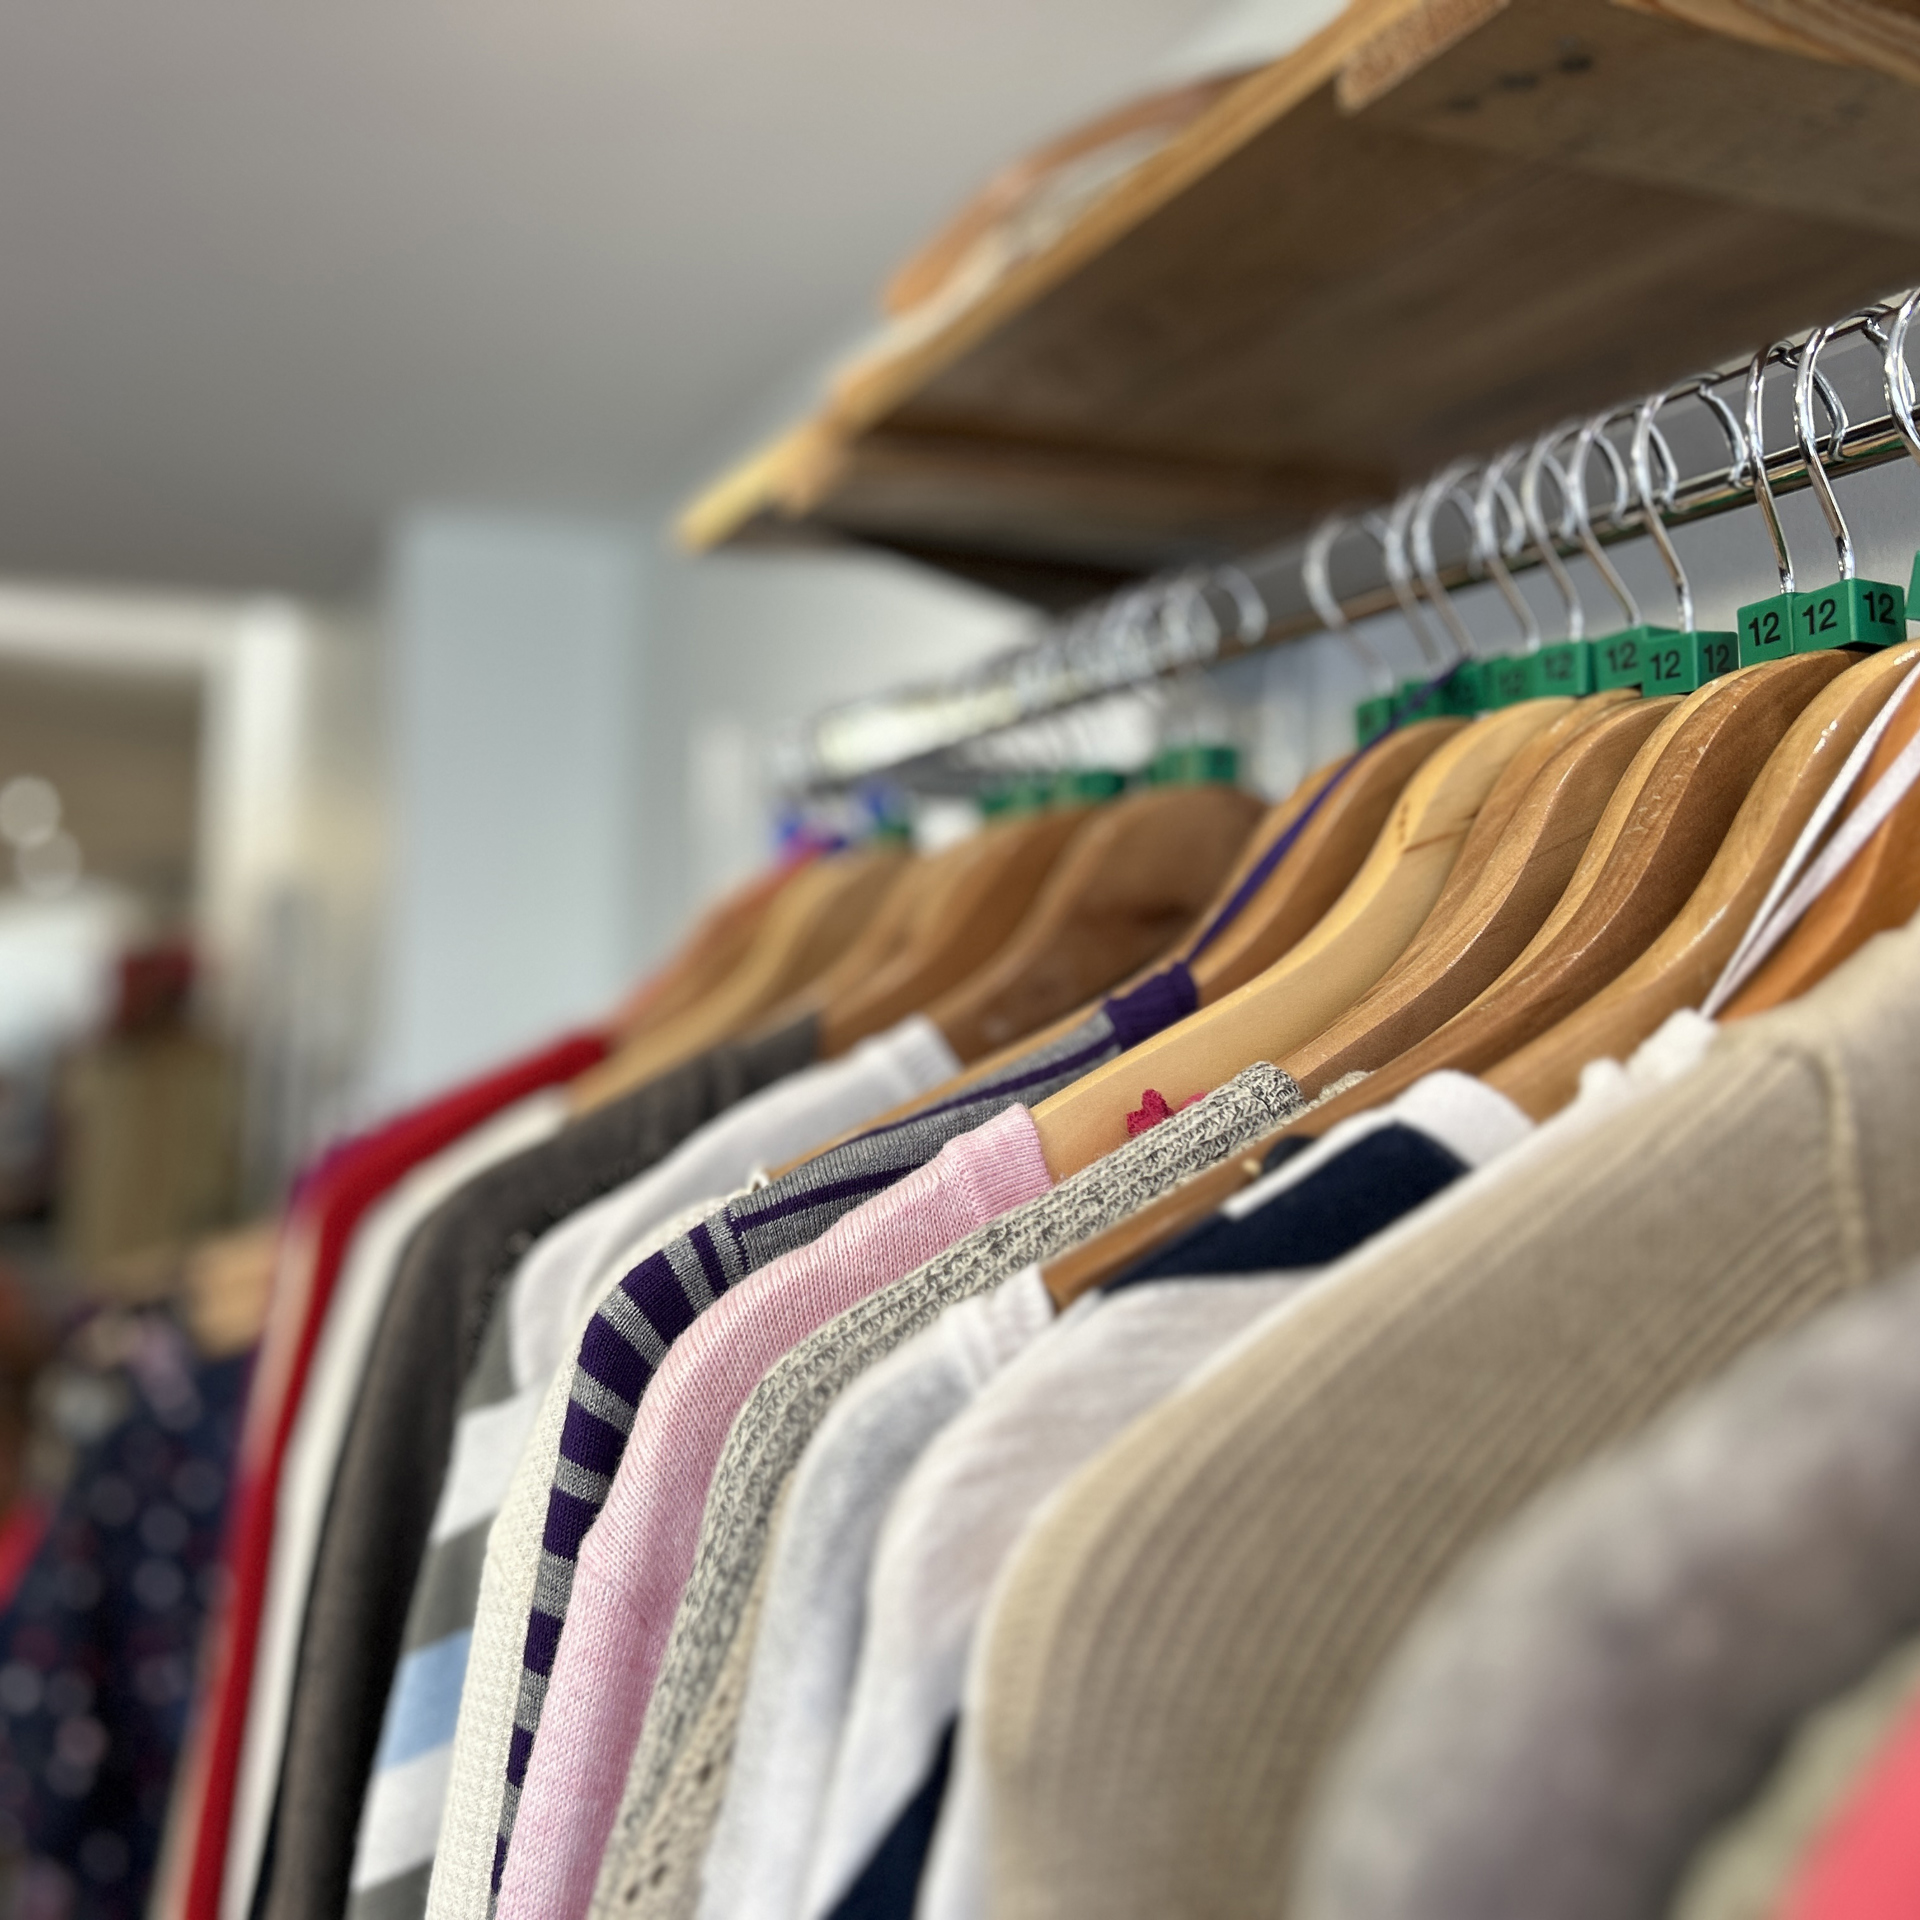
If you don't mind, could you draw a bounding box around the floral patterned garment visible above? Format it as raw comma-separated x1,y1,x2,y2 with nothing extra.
0,1311,248,1919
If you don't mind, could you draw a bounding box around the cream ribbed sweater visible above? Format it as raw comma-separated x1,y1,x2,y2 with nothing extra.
969,916,1920,1920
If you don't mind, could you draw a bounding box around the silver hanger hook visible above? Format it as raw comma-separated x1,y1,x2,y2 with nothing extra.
1630,375,1741,633
1795,305,1891,583
1883,287,1920,471
1204,562,1269,650
1103,583,1161,690
1520,424,1587,641
1475,445,1543,653
1380,490,1451,671
1747,341,1806,593
1304,514,1394,696
1153,569,1221,671
1411,459,1486,664
1567,408,1644,628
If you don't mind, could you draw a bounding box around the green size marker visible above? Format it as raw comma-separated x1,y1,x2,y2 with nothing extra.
1590,626,1738,696
1737,594,1796,667
1354,694,1396,747
1441,663,1484,715
1479,654,1532,709
1590,627,1651,691
1790,579,1906,652
1524,641,1594,699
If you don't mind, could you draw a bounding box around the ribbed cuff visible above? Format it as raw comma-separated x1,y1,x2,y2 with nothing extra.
946,1105,1055,1227
879,1014,964,1097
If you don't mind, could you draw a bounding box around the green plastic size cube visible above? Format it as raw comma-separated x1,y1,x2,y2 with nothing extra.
1442,664,1484,715
1355,695,1396,747
1591,627,1655,691
1591,626,1713,696
1737,594,1796,667
1642,629,1742,695
1525,641,1594,698
1389,674,1449,724
1146,743,1240,787
1479,653,1533,708
1696,631,1739,681
1050,767,1129,805
1791,578,1906,653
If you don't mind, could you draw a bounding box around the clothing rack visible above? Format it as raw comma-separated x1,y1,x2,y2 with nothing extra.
788,287,1920,796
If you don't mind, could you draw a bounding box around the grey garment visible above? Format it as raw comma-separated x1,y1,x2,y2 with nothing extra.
1675,1631,1920,1920
1298,1260,1920,1920
352,1866,434,1920
345,1303,519,1920
615,1515,787,1920
591,1059,1306,1918
496,1001,1151,1881
255,1016,819,1920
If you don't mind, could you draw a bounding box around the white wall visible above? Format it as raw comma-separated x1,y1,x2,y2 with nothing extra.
370,511,648,1108
635,536,1029,956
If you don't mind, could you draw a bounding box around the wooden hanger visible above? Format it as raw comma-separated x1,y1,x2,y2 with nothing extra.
1282,693,1671,1097
568,847,907,1113
760,745,1440,1177
1026,698,1567,1180
814,805,1096,1056
1368,691,1636,994
605,857,804,1043
1041,653,1853,1304
1044,695,1677,1298
1721,661,1920,1018
1286,650,1854,1131
1490,642,1919,1115
926,781,1263,1061
1187,720,1464,1001
914,722,1461,1072
750,843,949,1035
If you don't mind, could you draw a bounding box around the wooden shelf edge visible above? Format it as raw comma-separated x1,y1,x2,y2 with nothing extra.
676,0,1920,560
676,0,1436,555
674,420,842,553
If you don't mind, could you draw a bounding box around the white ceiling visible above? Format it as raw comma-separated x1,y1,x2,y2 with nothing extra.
0,0,1236,594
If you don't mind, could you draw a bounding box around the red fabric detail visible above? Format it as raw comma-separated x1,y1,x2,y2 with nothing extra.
0,1498,48,1613
1775,1684,1920,1920
1125,1088,1206,1137
176,1028,607,1920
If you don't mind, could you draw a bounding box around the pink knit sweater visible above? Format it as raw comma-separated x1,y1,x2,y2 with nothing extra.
494,1104,1053,1920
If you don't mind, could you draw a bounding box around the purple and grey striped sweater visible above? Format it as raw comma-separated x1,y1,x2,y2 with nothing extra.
489,968,1196,1894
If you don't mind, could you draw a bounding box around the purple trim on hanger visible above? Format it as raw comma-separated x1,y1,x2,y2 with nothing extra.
1185,748,1364,961
1101,962,1197,1050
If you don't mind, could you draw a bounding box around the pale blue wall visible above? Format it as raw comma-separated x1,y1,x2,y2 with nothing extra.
371,510,647,1107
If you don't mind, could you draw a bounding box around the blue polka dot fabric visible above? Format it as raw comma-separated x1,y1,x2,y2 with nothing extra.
0,1312,248,1918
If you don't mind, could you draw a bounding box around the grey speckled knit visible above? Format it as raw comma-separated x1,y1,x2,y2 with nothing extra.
1297,1260,1920,1920
613,1526,785,1920
588,1060,1306,1919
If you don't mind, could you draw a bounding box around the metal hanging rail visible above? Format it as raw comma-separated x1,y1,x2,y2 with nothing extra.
787,289,1920,793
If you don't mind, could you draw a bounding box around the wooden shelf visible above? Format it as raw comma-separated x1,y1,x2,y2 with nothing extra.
678,0,1920,608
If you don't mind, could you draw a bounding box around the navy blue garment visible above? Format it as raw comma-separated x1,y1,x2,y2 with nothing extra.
0,1312,248,1920
822,1124,1478,1918
1110,1122,1468,1287
823,1721,955,1920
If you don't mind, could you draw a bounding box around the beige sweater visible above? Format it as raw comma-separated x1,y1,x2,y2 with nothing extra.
970,912,1920,1920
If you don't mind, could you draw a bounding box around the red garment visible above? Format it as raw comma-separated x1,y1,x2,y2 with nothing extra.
165,1030,606,1920
0,1496,48,1613
1776,1680,1920,1920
